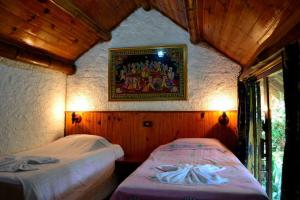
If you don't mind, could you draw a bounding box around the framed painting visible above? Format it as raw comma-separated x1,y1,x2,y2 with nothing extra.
108,44,187,101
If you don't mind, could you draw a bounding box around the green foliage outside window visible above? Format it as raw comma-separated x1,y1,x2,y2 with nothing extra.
271,95,285,200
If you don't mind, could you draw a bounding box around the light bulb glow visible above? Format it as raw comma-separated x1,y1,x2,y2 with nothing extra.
67,95,93,111
52,96,65,122
208,95,235,111
157,50,164,57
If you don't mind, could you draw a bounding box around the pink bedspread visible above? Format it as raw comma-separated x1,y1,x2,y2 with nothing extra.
111,138,269,200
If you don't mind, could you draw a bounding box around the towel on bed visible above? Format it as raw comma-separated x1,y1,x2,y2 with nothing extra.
153,164,228,185
0,155,59,172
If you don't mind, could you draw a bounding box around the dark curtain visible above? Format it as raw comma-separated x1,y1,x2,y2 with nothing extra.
237,78,257,173
237,81,248,164
281,41,300,200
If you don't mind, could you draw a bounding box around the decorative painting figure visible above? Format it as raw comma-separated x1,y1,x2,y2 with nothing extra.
109,45,187,101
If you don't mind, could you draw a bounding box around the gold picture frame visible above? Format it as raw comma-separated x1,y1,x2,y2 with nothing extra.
108,44,187,101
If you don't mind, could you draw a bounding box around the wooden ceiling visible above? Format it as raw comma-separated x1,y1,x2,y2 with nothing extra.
0,0,300,75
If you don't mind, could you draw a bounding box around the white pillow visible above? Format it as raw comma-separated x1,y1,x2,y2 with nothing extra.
171,138,228,151
51,134,112,153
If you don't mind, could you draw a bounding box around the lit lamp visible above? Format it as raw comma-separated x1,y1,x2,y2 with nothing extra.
208,95,233,126
68,95,92,124
218,111,229,126
72,112,82,124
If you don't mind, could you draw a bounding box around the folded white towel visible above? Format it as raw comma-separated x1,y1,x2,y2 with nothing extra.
0,155,59,172
154,164,228,185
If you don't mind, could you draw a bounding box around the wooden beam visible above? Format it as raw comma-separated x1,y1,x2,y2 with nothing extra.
240,52,282,80
0,40,76,75
184,0,202,44
50,0,111,41
256,22,300,63
134,0,151,11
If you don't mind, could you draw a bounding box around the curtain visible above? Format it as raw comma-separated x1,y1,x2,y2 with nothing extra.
281,41,300,200
237,81,248,164
237,78,258,175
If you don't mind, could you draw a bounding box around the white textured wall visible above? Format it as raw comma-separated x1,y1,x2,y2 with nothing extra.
0,57,66,154
67,9,241,111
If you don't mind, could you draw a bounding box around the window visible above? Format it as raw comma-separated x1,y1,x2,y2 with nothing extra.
256,70,285,200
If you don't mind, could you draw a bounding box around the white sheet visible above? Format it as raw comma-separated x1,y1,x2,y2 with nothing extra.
154,163,228,185
0,134,124,200
0,155,59,172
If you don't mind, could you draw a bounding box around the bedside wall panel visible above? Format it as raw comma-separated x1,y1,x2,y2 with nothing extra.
65,111,238,161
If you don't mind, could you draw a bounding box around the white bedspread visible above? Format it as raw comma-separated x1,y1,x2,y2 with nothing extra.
0,134,124,200
0,155,59,172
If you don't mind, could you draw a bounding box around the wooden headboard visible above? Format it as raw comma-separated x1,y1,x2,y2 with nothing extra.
65,111,238,161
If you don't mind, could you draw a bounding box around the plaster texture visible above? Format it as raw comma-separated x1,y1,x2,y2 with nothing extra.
67,9,241,111
0,57,66,154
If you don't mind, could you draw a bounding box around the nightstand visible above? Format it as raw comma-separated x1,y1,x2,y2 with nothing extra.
115,157,143,183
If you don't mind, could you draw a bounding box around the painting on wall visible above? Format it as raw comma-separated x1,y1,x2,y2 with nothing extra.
108,45,187,101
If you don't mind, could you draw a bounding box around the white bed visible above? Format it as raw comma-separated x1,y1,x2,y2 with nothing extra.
0,134,124,200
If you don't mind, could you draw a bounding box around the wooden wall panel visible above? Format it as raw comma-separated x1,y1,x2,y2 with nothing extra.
65,111,238,161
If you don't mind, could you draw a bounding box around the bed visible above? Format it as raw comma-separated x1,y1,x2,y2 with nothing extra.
0,134,124,200
111,138,268,200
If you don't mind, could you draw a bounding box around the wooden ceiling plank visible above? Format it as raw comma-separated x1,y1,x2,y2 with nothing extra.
0,40,75,74
171,0,185,26
134,0,151,11
0,16,78,61
244,0,300,66
184,0,202,43
72,0,137,32
0,0,99,44
0,5,93,51
150,0,188,30
0,0,101,61
209,0,244,56
177,0,189,27
0,33,72,63
50,0,111,41
209,0,229,46
223,1,263,60
256,22,300,63
202,0,217,44
0,19,78,60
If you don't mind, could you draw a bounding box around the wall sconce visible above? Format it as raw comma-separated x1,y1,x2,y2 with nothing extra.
218,111,229,126
72,112,82,124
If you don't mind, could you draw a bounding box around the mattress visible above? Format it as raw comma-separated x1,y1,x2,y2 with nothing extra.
111,138,268,200
0,134,124,200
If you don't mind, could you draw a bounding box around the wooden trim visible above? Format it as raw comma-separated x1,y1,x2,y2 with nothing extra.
0,40,75,75
108,44,187,101
263,78,272,197
151,4,188,32
134,0,151,11
252,83,258,178
255,81,263,183
255,22,300,67
65,110,238,113
184,0,202,43
240,52,282,80
50,0,111,41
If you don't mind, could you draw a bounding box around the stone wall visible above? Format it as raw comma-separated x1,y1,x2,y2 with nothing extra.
67,9,240,111
0,57,66,154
